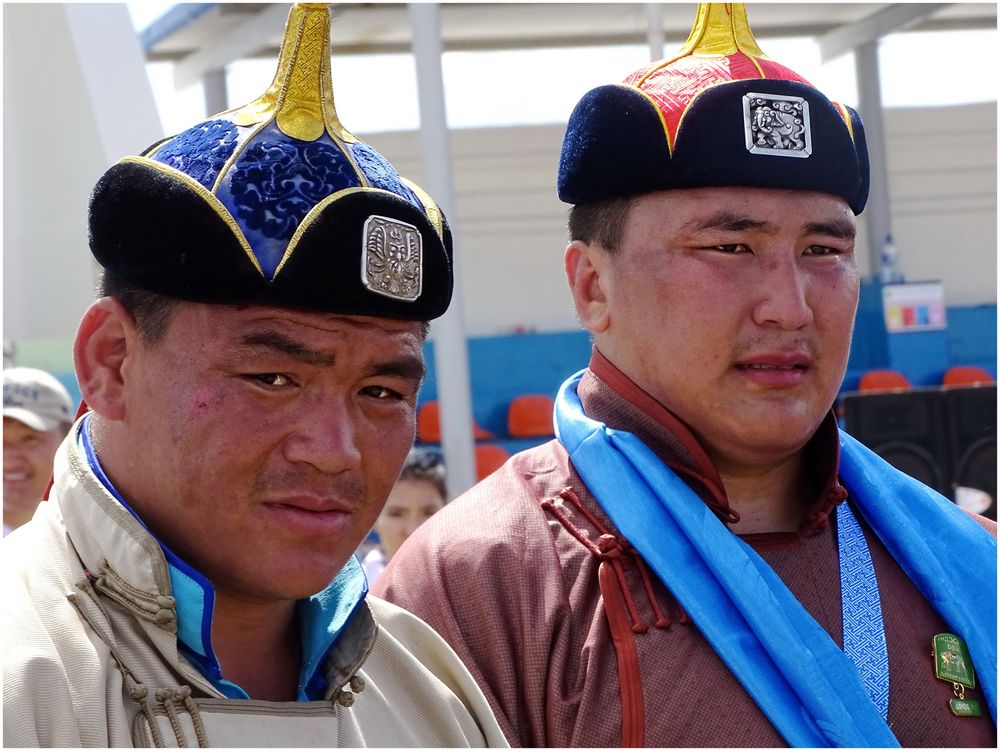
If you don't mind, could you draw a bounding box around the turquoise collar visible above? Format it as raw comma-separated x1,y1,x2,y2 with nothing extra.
78,415,367,700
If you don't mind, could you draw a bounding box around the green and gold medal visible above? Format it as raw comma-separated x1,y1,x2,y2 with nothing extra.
932,633,981,717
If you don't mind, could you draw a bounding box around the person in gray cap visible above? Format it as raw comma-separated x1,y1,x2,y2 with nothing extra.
3,367,74,535
377,4,995,748
1,5,505,748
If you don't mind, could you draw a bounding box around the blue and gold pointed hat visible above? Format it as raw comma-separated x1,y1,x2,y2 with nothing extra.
90,3,451,320
558,3,869,214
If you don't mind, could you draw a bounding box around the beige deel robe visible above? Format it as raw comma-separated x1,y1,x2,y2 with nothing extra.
2,424,508,748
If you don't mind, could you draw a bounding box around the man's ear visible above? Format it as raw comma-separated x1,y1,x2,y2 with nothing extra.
73,297,137,422
564,240,610,334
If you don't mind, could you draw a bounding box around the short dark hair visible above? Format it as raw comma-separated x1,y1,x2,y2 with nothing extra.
567,195,635,253
399,448,447,501
98,270,180,346
98,270,430,344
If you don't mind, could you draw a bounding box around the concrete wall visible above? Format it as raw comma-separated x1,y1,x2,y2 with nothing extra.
882,103,997,306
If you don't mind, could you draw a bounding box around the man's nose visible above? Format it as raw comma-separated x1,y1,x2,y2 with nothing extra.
281,398,363,474
751,256,814,330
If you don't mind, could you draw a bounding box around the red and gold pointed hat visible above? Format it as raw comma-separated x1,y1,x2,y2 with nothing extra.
558,3,869,214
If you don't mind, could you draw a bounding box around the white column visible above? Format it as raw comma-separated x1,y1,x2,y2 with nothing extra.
203,68,229,117
647,3,665,61
855,40,893,279
408,2,478,497
4,4,162,342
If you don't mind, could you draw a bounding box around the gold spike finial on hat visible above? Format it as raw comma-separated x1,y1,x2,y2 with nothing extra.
679,3,765,59
229,3,354,143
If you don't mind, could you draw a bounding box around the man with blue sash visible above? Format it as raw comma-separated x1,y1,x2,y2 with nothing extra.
1,4,507,747
376,4,996,747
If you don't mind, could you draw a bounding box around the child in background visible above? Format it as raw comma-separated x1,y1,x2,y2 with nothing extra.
362,449,447,583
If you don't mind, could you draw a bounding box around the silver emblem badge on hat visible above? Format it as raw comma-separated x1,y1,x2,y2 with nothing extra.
743,93,812,158
362,215,423,302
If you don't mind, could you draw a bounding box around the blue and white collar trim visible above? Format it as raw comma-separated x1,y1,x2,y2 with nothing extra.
78,414,368,700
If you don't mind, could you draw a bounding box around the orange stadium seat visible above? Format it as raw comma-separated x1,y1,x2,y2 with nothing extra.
858,369,911,393
507,394,556,438
475,444,510,480
417,400,493,444
942,365,994,388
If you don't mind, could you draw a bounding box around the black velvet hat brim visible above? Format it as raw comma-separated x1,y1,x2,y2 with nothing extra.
558,80,869,214
89,160,453,320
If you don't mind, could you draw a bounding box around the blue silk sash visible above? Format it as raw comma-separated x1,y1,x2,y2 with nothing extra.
554,370,996,747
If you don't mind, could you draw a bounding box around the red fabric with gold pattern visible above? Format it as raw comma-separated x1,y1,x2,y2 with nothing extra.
624,54,811,151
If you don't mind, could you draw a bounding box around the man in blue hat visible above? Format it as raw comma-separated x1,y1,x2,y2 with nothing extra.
1,5,506,747
376,4,996,747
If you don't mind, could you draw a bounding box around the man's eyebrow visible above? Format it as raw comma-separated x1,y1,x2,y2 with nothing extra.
803,218,857,241
683,212,856,241
684,211,775,234
364,356,426,385
236,331,336,366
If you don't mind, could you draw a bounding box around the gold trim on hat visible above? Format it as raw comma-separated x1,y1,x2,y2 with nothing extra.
274,187,407,278
672,78,748,147
832,101,856,140
209,119,272,194
636,3,767,87
621,84,674,156
228,4,356,145
680,3,765,59
118,156,265,278
400,178,445,241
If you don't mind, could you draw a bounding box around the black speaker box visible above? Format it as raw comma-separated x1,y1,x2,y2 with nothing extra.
841,390,953,496
944,385,997,519
841,385,998,517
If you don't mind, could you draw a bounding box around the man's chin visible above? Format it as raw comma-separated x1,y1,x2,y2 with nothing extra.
713,417,820,467
254,553,358,600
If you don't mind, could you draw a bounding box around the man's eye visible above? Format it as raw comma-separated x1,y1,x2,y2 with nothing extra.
251,373,292,387
714,243,750,254
361,385,402,400
804,245,840,256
